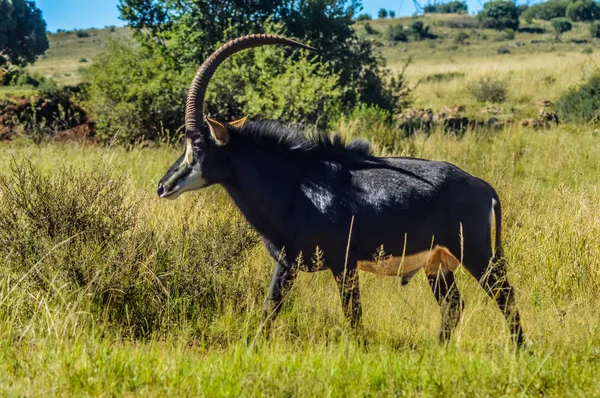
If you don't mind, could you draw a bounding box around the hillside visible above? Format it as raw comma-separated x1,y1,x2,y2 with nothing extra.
24,14,600,120
358,14,600,117
27,27,133,86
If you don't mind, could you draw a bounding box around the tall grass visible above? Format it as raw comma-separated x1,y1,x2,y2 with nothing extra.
1,123,600,395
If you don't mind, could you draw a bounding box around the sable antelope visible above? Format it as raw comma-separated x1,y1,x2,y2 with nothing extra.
157,34,524,345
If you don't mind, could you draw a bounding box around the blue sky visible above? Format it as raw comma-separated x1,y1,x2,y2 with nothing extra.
36,0,494,32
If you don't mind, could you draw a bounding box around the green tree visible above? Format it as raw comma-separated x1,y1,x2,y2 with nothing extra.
107,1,407,129
424,1,468,14
0,0,49,67
386,24,407,41
551,17,572,40
522,0,568,21
477,0,520,30
566,0,600,22
590,21,600,37
389,10,396,18
409,20,433,40
378,8,388,18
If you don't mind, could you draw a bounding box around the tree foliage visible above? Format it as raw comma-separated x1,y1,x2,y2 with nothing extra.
477,1,520,30
378,8,388,18
566,0,600,21
0,0,49,67
590,21,600,37
424,1,468,14
89,0,408,141
522,0,568,21
551,17,572,39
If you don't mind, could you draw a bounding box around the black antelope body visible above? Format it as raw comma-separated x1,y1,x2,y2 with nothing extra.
157,34,524,345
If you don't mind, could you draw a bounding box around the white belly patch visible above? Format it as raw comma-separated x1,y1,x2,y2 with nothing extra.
357,246,460,278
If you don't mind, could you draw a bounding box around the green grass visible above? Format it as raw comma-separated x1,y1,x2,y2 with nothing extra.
4,12,600,396
1,123,600,395
26,27,133,85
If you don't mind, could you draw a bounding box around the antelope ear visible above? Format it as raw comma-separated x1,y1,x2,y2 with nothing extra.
206,117,230,146
228,116,248,129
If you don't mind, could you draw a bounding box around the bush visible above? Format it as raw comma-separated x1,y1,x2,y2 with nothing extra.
356,13,371,21
0,160,262,337
85,39,190,143
79,57,87,63
566,0,600,21
424,1,468,13
522,0,569,21
455,31,470,44
76,30,90,38
469,77,508,102
591,21,600,37
364,22,378,35
86,38,343,143
214,45,343,130
386,24,407,42
551,17,573,39
497,45,511,54
477,1,520,30
101,1,408,141
555,73,600,123
409,20,434,40
342,104,398,148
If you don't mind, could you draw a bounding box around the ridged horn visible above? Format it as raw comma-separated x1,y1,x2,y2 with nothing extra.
185,34,317,139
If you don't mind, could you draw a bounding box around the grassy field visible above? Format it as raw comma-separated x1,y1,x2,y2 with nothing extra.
1,123,600,395
26,27,132,86
2,12,600,397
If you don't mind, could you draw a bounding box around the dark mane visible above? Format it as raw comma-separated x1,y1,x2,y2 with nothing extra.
230,120,372,163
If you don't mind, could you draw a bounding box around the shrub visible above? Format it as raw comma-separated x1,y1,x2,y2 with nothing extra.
386,24,407,41
477,1,520,30
422,71,465,83
566,0,600,21
424,1,468,14
551,17,573,39
86,37,343,143
85,39,190,143
356,13,372,21
409,20,434,40
364,22,378,35
583,47,593,53
79,57,87,63
342,104,399,148
555,73,600,123
469,77,508,102
591,21,600,37
0,160,262,337
76,30,90,38
103,2,408,140
455,31,470,44
497,45,511,54
522,0,569,21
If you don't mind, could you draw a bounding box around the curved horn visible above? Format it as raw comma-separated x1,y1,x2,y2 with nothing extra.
185,34,317,139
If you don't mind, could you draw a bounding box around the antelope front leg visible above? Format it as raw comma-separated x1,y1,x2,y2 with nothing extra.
262,261,297,333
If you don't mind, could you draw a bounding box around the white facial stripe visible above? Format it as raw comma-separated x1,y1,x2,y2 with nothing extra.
184,139,194,165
